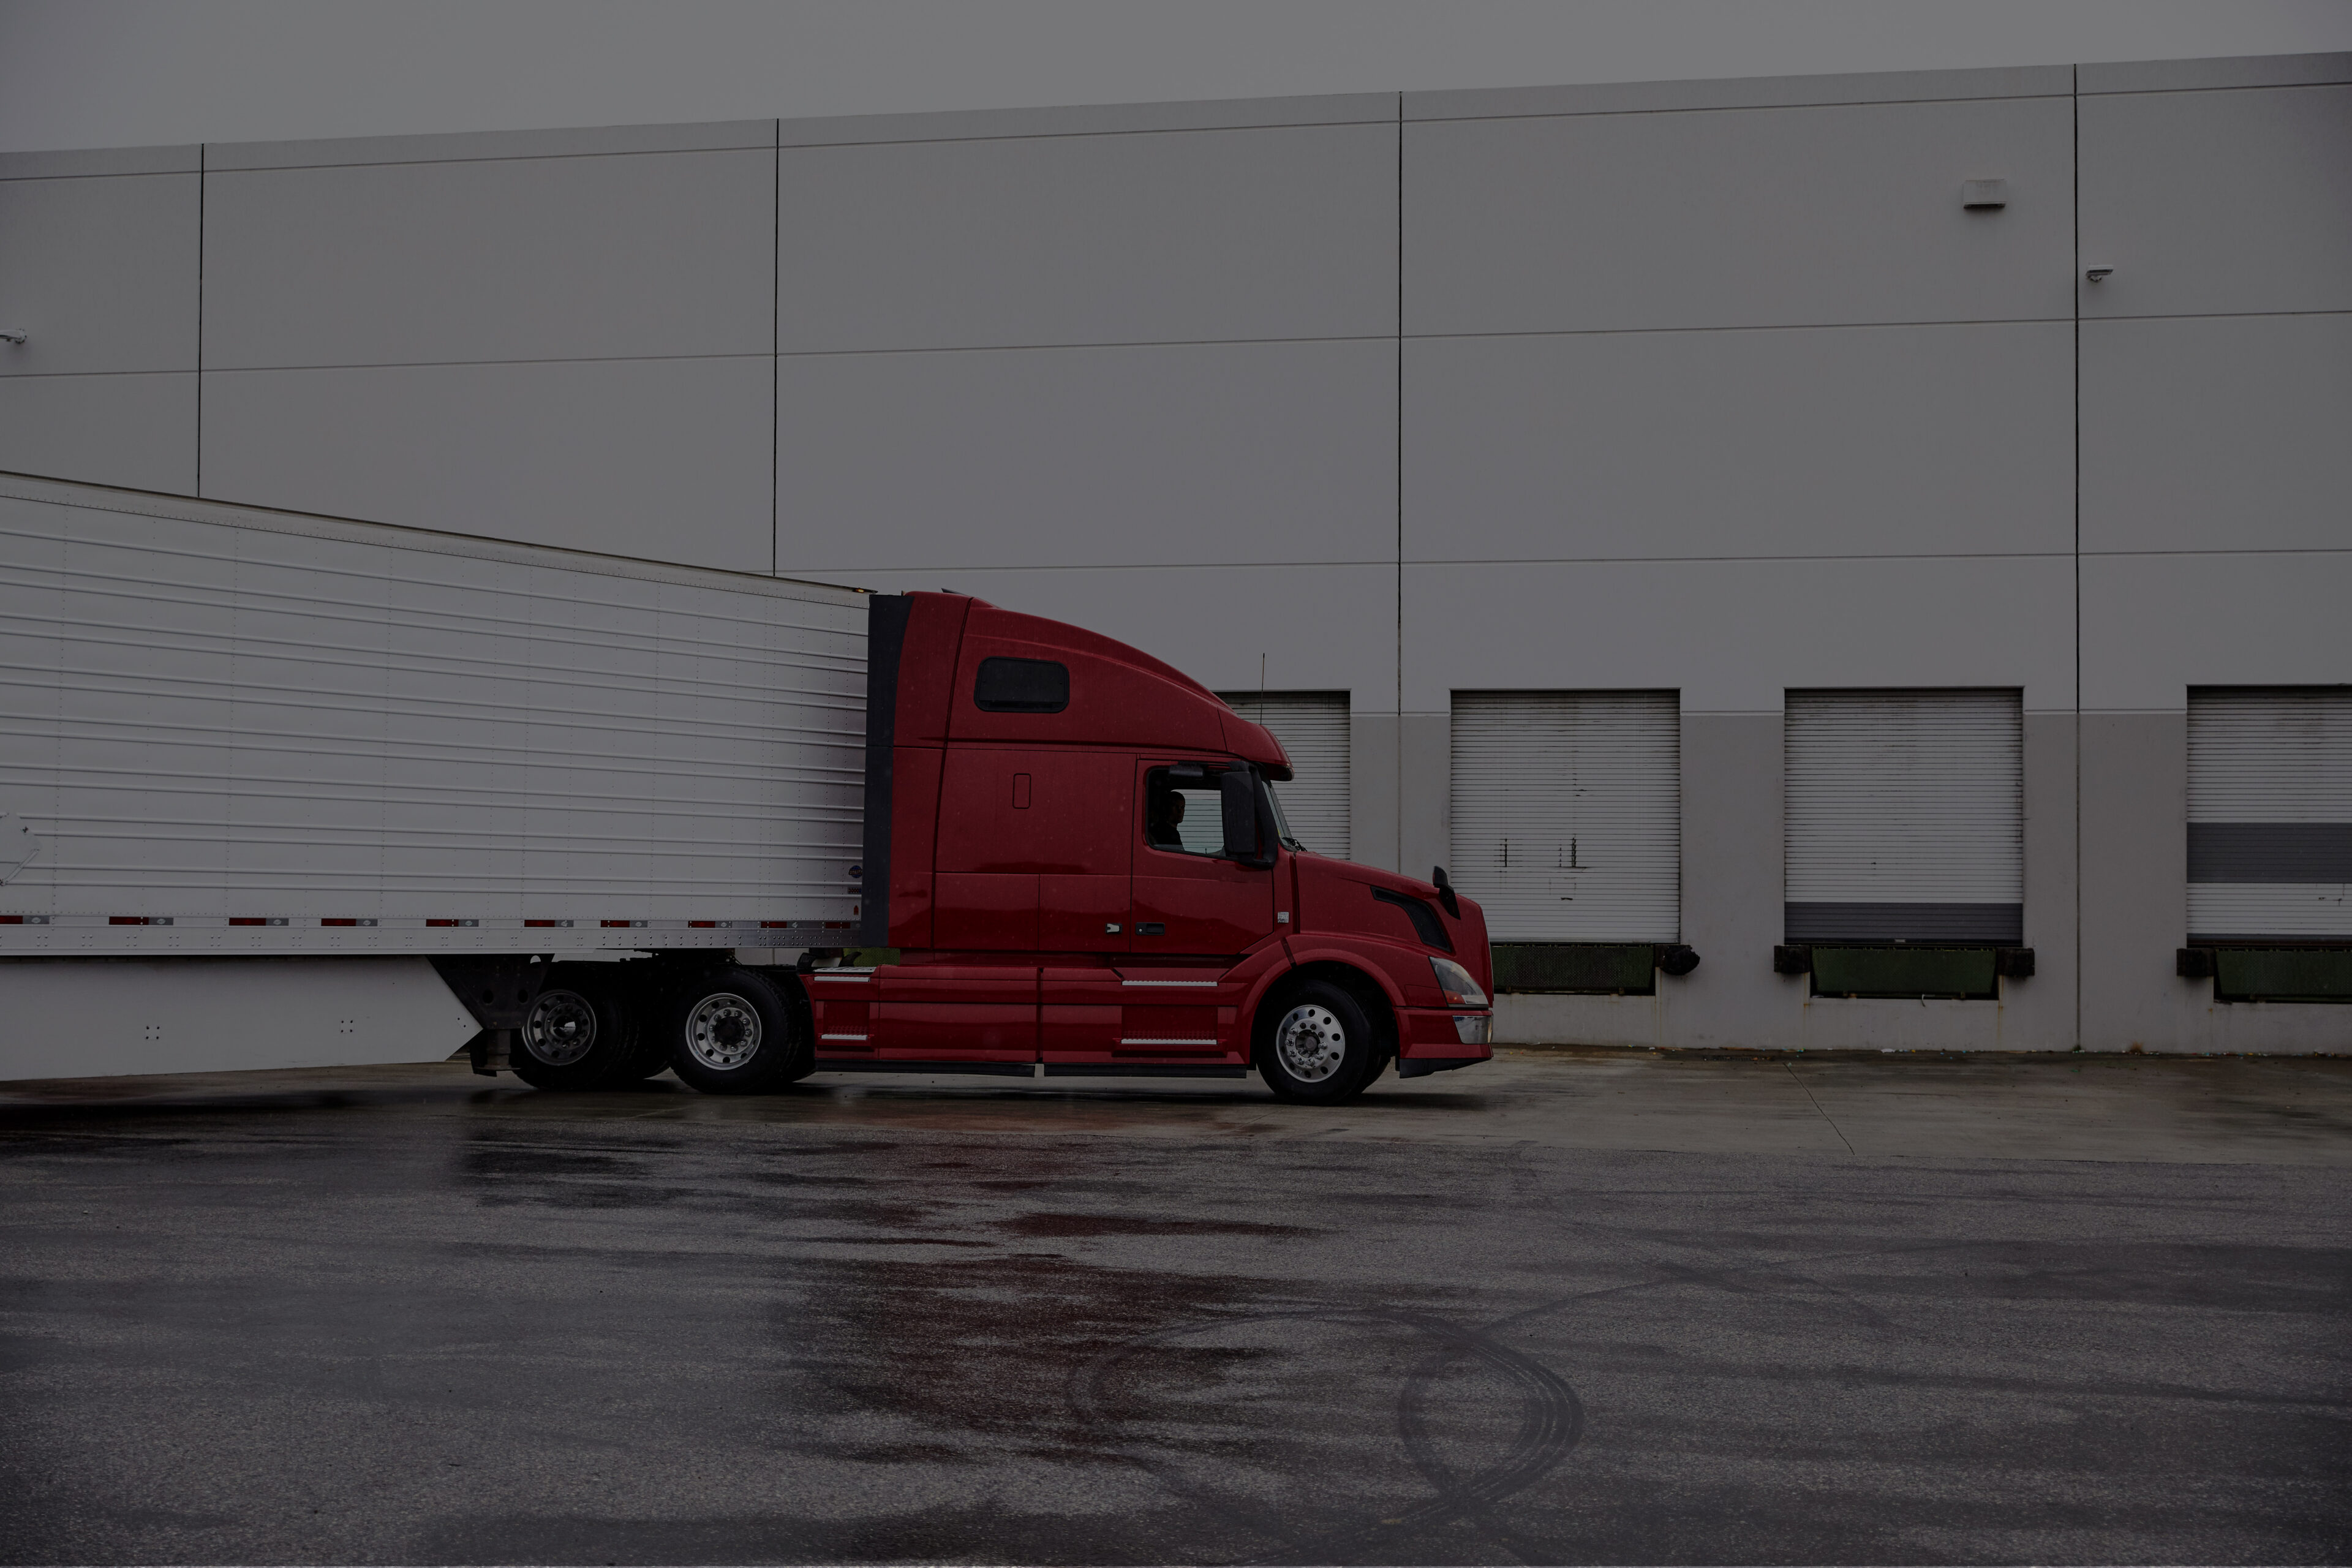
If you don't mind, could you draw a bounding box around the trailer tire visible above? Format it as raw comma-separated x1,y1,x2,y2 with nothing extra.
1254,977,1379,1105
662,967,808,1095
509,966,641,1091
612,1028,673,1083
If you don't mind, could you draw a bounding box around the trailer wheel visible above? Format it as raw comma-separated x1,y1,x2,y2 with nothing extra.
509,966,641,1091
662,967,809,1094
1254,978,1379,1105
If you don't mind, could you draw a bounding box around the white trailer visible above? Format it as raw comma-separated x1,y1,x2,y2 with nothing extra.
0,471,869,1082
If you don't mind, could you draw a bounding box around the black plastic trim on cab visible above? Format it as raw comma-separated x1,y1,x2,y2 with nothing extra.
1371,887,1453,952
858,594,911,948
1396,1056,1483,1079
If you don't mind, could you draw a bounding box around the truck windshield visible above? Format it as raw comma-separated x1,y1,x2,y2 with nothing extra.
1259,768,1305,854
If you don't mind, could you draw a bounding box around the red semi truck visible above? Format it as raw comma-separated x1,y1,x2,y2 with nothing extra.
0,472,1490,1101
611,591,1495,1105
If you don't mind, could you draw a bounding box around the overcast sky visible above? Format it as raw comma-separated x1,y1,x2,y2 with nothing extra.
4,0,2351,153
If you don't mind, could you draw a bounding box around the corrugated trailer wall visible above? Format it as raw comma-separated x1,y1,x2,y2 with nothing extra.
0,472,870,958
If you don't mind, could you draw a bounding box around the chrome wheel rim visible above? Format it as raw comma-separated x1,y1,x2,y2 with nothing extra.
685,993,762,1071
1275,1003,1348,1083
521,988,598,1066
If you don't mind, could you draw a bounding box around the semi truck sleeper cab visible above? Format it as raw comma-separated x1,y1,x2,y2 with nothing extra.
521,592,1496,1104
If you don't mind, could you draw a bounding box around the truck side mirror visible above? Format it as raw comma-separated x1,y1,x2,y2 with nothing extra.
1219,769,1261,863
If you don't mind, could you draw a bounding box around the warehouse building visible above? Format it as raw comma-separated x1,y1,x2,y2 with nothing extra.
1,50,2346,1054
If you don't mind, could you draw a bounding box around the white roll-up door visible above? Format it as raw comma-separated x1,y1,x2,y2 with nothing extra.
1219,691,1351,861
1784,689,2022,943
2187,688,2352,941
1449,692,1679,941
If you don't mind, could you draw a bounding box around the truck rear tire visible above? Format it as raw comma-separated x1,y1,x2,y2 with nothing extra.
662,967,810,1095
1254,978,1379,1105
510,965,642,1091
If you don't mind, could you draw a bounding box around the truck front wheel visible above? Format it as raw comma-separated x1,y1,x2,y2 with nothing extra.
1255,978,1379,1104
662,967,810,1095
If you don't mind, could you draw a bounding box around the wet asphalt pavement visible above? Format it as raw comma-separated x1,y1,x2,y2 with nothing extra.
2,1049,2348,1566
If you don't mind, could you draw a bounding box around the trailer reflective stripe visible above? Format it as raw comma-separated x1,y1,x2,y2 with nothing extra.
1218,691,1350,861
1450,691,1680,943
2188,688,2352,941
1784,689,2021,943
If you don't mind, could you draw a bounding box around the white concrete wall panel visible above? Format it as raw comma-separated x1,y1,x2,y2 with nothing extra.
841,563,1395,710
1404,556,2076,717
203,149,777,368
0,168,200,494
2082,551,2352,714
775,340,1395,574
1406,94,2073,336
777,121,1397,352
2081,312,2352,556
201,358,775,570
2080,83,2352,318
1406,322,2072,564
0,373,196,494
0,172,200,375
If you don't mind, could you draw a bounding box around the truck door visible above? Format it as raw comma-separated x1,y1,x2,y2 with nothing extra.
1129,761,1276,956
933,747,1132,952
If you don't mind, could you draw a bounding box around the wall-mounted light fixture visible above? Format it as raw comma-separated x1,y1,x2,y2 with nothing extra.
0,328,27,345
1961,178,2008,210
2084,266,2115,284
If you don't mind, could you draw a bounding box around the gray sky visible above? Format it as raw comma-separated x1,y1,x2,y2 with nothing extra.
5,0,2351,153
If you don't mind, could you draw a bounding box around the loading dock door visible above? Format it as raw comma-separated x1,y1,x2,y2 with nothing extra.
2187,688,2352,941
1784,689,2022,943
1218,692,1351,861
1449,691,1680,941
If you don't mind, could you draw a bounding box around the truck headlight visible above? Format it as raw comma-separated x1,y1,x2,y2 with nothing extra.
1429,955,1487,1008
1453,1013,1491,1046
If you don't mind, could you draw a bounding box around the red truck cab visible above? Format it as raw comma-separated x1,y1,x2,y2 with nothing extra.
789,592,1493,1104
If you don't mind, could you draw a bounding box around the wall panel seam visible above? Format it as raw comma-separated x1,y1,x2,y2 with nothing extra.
1402,550,2076,567
777,333,1400,358
206,144,782,175
0,170,197,184
195,140,205,497
770,117,780,579
0,369,203,382
791,558,1401,575
1407,91,2075,125
199,352,782,374
2079,79,2352,99
1406,317,2075,342
2079,308,2352,325
2081,546,2352,559
778,117,1403,151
